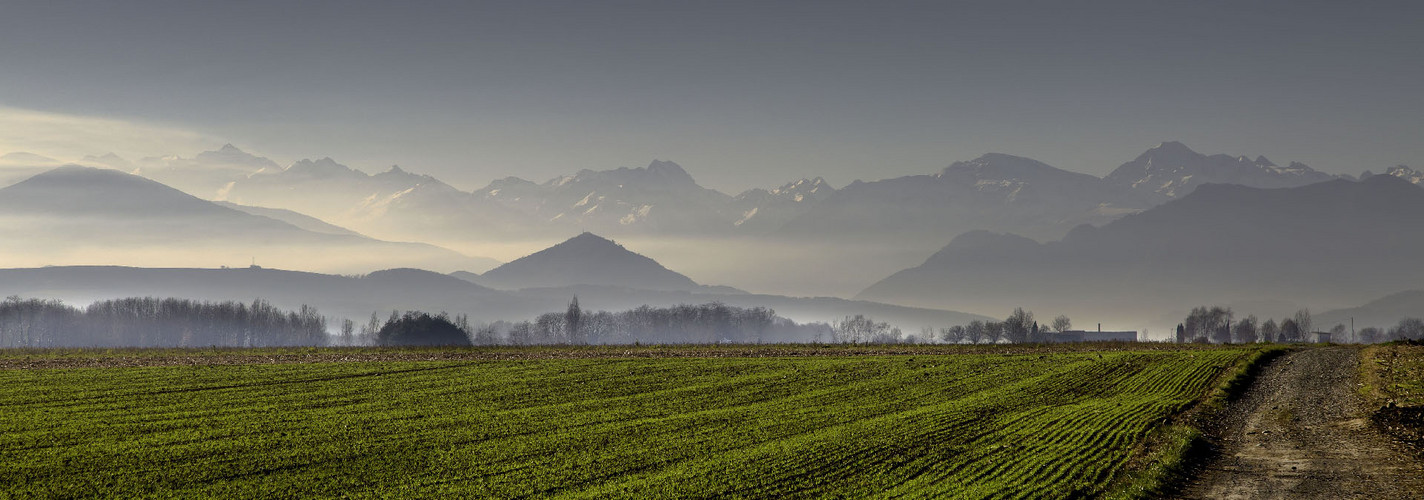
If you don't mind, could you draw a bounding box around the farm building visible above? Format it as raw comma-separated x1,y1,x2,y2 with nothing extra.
1045,328,1138,343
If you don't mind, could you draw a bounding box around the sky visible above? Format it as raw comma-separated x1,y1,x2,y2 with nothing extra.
1,0,1421,193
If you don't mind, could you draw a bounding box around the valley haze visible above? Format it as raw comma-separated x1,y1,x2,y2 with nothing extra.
1,141,1421,340
0,1,1420,340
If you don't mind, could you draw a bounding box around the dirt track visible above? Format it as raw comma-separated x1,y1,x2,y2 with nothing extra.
1177,347,1424,499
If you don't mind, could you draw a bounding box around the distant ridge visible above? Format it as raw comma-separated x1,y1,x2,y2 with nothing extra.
0,166,495,274
1104,141,1338,203
858,175,1424,327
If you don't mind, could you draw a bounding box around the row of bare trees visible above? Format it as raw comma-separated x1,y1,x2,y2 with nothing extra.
828,308,1076,345
1358,319,1424,343
1174,306,1424,344
934,308,1075,344
1176,307,1317,344
0,296,327,348
459,300,814,345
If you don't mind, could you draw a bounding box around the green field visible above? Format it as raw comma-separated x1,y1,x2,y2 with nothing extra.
0,347,1257,498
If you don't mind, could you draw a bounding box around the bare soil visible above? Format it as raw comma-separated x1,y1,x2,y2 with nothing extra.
1177,347,1424,499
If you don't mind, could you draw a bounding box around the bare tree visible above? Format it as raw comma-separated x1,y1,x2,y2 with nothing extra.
565,296,584,344
361,311,382,345
1051,315,1072,333
340,318,355,346
1329,324,1347,343
1389,318,1424,341
940,325,965,344
1293,309,1313,340
1358,327,1383,344
473,323,500,346
1184,306,1232,343
983,321,1005,344
1003,308,1034,343
1232,316,1258,344
507,321,533,346
1279,318,1302,343
1260,318,1279,343
964,321,986,344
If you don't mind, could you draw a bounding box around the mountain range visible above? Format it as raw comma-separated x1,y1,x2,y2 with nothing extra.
858,174,1424,329
192,142,1365,258
4,141,1370,254
3,140,1419,331
0,165,498,273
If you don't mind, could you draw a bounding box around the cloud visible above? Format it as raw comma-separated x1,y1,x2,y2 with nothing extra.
0,106,217,163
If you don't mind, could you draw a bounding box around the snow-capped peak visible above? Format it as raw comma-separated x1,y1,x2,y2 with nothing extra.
1384,165,1423,184
193,144,280,170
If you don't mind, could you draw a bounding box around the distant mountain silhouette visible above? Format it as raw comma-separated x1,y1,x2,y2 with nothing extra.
730,177,835,231
220,156,535,243
448,270,483,283
222,156,433,214
213,201,364,236
1104,141,1339,205
1318,290,1424,332
0,165,247,218
107,142,1351,248
0,166,497,273
778,153,1122,242
133,144,280,198
223,157,845,243
0,151,61,165
474,232,703,291
0,151,67,187
41,141,1363,302
471,160,739,236
858,175,1424,327
0,265,512,325
1361,165,1423,185
81,152,134,170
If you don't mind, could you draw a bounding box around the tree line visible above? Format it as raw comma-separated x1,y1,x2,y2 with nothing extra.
1173,306,1424,344
0,296,327,348
363,299,833,346
829,308,1080,345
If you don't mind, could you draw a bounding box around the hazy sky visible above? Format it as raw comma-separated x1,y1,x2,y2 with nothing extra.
1,0,1420,192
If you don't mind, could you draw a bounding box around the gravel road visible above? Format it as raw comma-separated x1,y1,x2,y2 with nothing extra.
1177,346,1424,499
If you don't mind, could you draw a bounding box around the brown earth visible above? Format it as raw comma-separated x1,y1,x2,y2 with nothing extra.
1176,346,1424,499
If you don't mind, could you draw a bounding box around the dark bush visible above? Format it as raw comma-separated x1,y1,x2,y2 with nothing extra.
377,312,471,346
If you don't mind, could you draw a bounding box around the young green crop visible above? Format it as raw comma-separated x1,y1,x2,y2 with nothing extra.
0,348,1253,498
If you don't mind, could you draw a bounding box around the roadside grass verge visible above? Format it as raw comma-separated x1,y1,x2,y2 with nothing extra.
1360,342,1424,451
